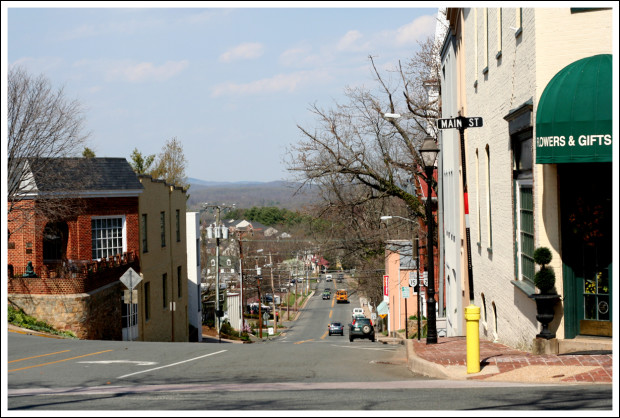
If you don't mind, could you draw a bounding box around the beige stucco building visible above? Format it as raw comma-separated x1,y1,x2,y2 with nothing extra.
136,175,189,342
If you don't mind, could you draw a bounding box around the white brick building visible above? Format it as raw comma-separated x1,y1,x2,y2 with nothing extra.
440,8,613,351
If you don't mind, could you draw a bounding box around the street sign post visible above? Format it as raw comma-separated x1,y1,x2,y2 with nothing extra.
119,268,141,342
436,115,483,303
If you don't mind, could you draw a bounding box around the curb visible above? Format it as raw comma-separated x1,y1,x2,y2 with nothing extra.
405,339,457,380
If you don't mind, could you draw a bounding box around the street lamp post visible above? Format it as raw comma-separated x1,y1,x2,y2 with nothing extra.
419,135,439,345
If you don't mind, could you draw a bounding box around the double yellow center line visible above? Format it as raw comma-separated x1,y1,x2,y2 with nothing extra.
8,350,113,373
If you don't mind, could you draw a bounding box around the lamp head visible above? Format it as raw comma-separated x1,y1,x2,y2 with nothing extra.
419,136,439,169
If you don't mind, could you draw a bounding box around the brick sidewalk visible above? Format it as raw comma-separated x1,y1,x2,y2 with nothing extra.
411,336,613,384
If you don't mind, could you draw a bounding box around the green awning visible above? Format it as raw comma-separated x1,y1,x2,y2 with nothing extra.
536,54,612,164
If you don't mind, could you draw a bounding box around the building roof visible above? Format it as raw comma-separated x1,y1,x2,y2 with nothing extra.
15,157,143,198
386,240,417,270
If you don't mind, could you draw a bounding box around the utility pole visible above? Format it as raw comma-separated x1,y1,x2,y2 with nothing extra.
203,203,234,339
257,273,262,339
238,234,244,337
269,252,277,334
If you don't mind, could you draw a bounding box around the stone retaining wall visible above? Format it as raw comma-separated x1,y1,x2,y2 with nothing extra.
8,282,123,340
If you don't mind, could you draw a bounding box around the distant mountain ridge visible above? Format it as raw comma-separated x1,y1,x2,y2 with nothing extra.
187,178,266,187
186,178,318,211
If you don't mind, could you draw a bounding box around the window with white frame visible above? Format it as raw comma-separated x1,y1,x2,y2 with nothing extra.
91,216,126,260
516,180,534,285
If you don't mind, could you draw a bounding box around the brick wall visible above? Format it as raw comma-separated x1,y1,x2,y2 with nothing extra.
8,196,139,278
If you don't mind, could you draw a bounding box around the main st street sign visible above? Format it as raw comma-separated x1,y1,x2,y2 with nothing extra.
437,116,483,130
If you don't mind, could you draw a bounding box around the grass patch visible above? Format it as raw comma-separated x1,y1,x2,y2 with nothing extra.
8,305,77,339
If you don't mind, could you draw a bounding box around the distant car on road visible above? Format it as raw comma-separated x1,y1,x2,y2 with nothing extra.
349,317,375,342
352,307,364,317
328,322,344,336
322,291,330,300
325,274,333,281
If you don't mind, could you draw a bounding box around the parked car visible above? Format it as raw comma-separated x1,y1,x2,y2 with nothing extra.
349,317,375,342
352,307,364,316
328,322,344,336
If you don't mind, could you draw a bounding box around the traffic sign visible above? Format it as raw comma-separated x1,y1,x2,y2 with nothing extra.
120,267,142,290
401,286,410,299
421,271,428,287
437,116,483,130
408,271,418,287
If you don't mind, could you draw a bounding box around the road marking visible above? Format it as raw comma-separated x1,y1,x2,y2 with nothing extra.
9,329,66,339
117,350,227,379
9,350,71,364
8,350,113,373
7,379,551,397
329,310,333,318
320,331,328,340
293,339,314,345
78,360,158,366
332,345,397,352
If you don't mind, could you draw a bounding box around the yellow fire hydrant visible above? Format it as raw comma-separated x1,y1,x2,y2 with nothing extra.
465,304,480,374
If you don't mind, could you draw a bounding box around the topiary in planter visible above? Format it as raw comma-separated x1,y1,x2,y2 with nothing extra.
533,247,556,294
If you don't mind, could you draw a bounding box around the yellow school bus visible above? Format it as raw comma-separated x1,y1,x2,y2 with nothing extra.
335,289,348,303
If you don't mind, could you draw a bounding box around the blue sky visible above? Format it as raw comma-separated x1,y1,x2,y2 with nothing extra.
4,3,440,183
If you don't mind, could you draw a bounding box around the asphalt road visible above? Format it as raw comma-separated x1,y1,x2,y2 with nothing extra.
6,279,614,411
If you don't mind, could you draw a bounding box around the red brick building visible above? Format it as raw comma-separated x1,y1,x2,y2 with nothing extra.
7,158,143,339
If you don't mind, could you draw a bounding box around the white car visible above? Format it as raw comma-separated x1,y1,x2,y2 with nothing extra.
325,274,333,281
352,307,364,316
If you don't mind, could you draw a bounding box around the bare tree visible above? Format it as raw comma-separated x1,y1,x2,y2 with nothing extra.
7,66,90,239
286,31,445,302
151,137,189,190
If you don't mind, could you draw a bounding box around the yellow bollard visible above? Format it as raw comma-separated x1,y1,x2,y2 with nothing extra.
465,304,480,374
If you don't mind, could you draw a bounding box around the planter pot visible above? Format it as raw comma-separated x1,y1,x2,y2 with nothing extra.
529,293,561,339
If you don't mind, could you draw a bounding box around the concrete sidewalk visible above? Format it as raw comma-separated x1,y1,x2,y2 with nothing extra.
381,335,613,385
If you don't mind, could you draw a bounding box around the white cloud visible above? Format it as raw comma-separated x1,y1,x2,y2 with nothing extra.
211,70,331,97
279,46,324,68
394,15,437,46
336,30,364,51
219,42,265,63
101,60,190,83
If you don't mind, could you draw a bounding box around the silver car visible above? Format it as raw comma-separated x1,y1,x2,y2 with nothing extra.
328,322,344,336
